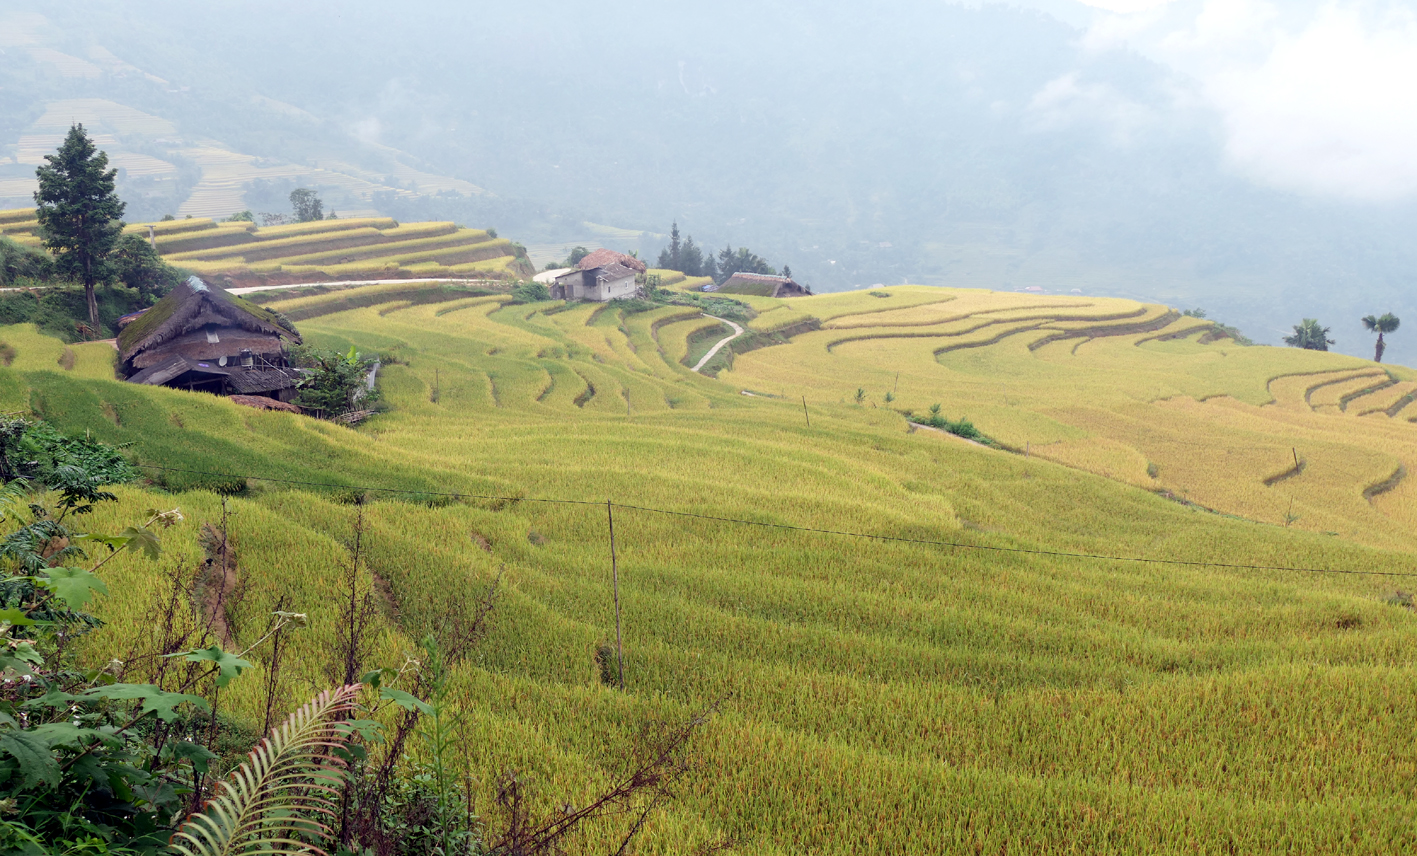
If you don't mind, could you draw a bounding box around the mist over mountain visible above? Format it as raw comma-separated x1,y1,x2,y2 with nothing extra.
3,0,1415,361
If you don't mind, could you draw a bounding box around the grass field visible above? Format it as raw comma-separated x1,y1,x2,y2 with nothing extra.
0,209,534,281
2,283,1416,853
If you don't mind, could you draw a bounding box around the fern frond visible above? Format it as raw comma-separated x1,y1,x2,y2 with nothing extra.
0,479,30,524
170,684,362,856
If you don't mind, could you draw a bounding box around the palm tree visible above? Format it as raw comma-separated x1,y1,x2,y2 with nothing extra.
1361,312,1400,362
1283,319,1334,351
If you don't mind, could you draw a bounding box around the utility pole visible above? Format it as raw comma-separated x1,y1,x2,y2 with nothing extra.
606,500,624,690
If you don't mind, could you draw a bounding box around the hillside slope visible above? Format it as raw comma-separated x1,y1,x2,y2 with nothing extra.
1,284,1414,853
0,208,535,282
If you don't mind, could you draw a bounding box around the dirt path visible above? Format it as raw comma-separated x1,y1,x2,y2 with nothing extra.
228,277,486,295
692,315,744,373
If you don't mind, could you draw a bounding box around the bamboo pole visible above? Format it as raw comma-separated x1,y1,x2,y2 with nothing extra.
607,500,624,690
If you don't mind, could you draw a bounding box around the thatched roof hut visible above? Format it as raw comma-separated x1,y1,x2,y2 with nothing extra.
709,272,810,298
118,276,303,399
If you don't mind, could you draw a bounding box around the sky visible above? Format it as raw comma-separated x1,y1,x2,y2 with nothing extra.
1058,0,1417,201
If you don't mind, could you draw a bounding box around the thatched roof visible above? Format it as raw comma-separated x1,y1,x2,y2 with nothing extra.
577,249,646,274
118,276,300,363
713,273,809,298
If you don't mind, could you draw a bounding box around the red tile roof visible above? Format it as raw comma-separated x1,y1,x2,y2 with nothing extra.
578,249,647,274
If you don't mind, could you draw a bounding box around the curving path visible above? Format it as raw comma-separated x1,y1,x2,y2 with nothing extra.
692,315,744,373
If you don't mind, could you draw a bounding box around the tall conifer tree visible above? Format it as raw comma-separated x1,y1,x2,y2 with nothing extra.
657,221,683,270
34,124,125,330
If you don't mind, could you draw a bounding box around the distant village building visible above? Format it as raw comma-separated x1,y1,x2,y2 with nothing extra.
706,272,810,298
549,249,647,302
117,276,303,400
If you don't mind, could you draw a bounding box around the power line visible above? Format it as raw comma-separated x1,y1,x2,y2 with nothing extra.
132,463,1417,578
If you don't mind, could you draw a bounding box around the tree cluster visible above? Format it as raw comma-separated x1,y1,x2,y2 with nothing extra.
656,222,717,279
714,245,776,284
289,188,324,223
657,222,795,285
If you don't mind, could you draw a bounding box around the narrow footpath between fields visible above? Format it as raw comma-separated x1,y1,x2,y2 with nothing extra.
227,278,484,295
692,315,744,373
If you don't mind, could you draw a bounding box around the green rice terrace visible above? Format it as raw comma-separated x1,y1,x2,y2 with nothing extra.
4,280,1416,853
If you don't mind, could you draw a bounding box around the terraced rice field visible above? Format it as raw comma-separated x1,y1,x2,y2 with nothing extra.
717,286,1417,552
3,281,1416,853
0,208,534,280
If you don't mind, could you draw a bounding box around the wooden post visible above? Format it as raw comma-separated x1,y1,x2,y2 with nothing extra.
802,395,810,428
1293,447,1300,469
606,500,624,690
894,372,899,395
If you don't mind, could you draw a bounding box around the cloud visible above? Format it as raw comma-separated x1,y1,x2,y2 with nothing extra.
1026,72,1158,146
1081,0,1417,201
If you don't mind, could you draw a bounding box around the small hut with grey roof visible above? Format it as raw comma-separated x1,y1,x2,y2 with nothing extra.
117,276,303,400
549,249,646,302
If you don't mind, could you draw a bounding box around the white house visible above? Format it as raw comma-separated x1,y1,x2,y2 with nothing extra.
549,249,646,302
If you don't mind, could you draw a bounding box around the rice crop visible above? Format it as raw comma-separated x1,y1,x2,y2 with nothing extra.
2,283,1416,852
107,214,523,280
0,208,37,225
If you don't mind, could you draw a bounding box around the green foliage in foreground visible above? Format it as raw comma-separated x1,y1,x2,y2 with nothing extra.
0,435,200,853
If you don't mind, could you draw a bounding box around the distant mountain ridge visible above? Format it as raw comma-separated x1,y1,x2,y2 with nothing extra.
3,1,1415,363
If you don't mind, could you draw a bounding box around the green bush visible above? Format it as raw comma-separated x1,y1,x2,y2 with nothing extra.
0,236,55,285
0,281,149,341
290,345,381,417
0,417,138,485
111,233,185,301
510,281,550,304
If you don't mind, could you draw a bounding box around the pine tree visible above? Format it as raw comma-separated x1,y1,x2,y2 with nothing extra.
656,221,682,271
681,236,704,277
33,124,125,329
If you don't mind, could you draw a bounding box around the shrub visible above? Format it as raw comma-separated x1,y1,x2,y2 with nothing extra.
0,236,55,285
510,281,550,304
291,345,381,417
112,232,185,300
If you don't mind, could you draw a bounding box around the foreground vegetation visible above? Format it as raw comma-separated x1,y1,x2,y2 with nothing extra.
0,280,1414,852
